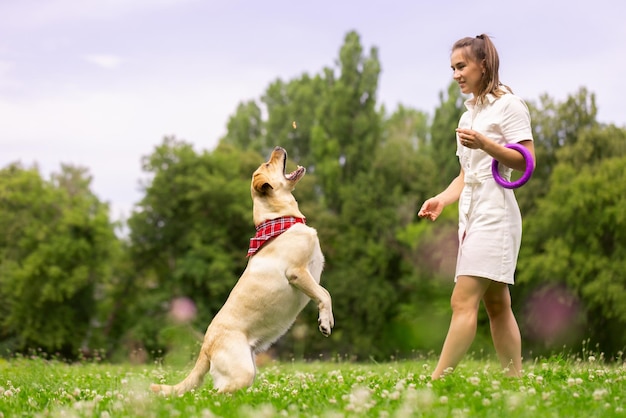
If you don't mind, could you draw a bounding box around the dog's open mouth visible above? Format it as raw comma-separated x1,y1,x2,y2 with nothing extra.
286,165,305,182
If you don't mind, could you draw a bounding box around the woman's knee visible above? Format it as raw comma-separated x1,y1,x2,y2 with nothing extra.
450,292,480,315
483,285,512,318
450,275,488,313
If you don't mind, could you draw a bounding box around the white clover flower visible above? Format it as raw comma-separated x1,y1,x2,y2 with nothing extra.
482,398,491,406
3,389,13,397
413,388,435,409
439,395,449,404
593,389,608,400
567,378,576,386
589,356,596,362
344,386,374,414
506,393,523,410
468,376,480,386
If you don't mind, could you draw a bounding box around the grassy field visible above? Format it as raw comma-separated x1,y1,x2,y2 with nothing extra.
0,352,624,417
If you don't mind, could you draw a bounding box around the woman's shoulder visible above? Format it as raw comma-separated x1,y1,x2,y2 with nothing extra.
494,88,530,113
497,86,527,104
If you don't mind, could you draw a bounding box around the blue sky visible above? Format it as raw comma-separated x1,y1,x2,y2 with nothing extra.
1,0,624,221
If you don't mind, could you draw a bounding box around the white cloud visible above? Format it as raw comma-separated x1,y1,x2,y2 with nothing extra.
83,54,122,70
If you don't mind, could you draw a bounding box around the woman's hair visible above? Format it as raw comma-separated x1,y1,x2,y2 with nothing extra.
452,34,511,104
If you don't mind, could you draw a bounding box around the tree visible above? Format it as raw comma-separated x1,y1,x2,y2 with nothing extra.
517,126,626,355
220,100,264,153
429,82,465,188
318,134,441,358
261,74,327,167
0,164,116,355
311,30,382,211
518,87,600,214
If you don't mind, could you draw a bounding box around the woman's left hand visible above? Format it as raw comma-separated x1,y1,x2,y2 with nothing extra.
456,128,485,149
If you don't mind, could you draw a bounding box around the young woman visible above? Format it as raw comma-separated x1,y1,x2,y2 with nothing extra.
418,34,535,379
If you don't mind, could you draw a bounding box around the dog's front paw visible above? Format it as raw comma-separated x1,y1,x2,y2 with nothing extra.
318,311,334,337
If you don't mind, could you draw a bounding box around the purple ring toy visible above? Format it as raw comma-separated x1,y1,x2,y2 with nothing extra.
491,143,534,189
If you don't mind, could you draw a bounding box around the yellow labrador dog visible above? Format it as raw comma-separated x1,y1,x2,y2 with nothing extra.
151,146,334,395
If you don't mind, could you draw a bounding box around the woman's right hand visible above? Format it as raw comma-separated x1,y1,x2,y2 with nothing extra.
418,197,444,221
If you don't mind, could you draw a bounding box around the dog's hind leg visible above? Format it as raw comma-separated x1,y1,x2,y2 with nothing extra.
209,334,256,393
150,350,211,396
287,266,334,337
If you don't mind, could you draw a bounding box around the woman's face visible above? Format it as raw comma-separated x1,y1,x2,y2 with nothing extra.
450,47,484,97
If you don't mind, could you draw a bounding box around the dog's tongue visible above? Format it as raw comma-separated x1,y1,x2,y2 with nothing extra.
286,166,304,180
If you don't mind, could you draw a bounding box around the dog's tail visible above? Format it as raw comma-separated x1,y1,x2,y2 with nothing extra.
150,353,211,396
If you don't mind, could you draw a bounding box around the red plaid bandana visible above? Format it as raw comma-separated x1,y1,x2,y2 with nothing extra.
247,216,306,257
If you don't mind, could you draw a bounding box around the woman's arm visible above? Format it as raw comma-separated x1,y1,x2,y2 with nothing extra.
482,139,535,172
418,168,465,221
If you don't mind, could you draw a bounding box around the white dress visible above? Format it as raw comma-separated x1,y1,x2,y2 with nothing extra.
455,89,533,284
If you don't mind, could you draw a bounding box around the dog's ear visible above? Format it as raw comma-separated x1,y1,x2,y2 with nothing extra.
252,172,273,194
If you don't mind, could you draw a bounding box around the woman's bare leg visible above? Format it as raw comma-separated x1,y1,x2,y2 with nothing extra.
483,282,522,377
431,275,490,379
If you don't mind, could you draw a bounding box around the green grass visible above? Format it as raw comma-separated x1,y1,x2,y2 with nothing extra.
0,353,624,417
